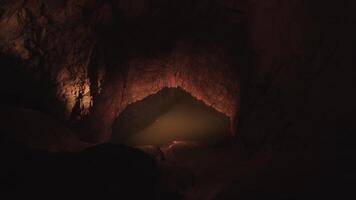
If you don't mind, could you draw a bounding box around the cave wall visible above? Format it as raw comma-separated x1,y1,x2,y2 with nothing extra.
2,0,353,151
239,0,356,150
86,40,240,142
0,0,244,143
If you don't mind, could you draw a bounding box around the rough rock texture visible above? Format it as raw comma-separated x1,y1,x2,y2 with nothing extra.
0,0,244,142
87,39,240,142
0,0,354,154
0,1,355,198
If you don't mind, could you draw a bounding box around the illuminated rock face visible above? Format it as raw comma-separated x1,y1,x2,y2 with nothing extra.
86,41,239,142
0,0,353,150
0,0,243,142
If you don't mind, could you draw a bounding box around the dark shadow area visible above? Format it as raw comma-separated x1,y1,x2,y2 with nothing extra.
0,53,44,110
0,52,67,119
0,0,355,199
0,141,159,199
111,87,231,146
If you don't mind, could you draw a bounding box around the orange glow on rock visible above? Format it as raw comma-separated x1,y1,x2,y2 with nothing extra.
55,41,239,142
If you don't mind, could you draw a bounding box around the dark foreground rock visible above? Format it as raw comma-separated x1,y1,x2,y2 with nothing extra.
0,142,159,199
0,106,89,152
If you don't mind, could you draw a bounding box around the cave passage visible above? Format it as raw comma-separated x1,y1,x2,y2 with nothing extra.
110,87,231,146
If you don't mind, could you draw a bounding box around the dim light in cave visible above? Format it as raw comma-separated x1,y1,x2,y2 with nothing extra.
55,45,239,142
111,87,231,146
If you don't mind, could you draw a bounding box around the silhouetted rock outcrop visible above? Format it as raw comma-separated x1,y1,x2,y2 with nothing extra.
0,142,159,199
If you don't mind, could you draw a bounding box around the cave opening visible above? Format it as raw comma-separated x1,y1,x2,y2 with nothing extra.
110,87,231,147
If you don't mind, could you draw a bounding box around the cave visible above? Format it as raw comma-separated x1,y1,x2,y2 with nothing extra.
110,87,231,146
0,0,355,199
